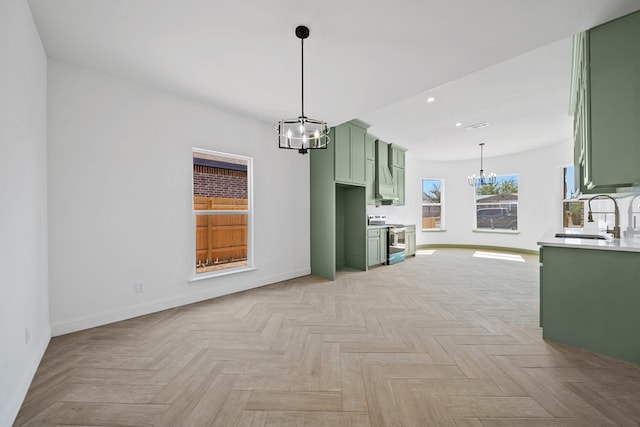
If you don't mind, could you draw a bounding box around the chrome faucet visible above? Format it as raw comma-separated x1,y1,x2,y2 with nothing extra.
626,193,640,237
587,194,620,238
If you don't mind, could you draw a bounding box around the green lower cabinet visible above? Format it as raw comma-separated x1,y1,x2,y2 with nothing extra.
367,228,387,267
540,245,640,363
405,225,416,257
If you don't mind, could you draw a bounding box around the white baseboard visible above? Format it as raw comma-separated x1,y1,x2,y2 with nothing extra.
2,326,51,427
51,268,310,337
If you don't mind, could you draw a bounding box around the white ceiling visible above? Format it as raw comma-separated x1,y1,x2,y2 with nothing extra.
27,0,640,160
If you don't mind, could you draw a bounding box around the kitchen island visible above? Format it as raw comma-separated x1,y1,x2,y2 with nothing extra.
538,233,640,363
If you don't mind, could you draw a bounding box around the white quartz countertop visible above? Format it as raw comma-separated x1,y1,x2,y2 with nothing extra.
538,231,640,253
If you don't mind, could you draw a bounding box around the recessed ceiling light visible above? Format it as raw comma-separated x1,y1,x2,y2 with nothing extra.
464,122,490,130
426,97,435,103
455,122,462,127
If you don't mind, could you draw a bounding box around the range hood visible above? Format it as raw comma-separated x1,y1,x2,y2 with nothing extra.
375,139,397,204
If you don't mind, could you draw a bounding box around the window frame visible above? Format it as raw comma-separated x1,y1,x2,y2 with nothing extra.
421,178,445,231
190,148,254,282
473,174,519,233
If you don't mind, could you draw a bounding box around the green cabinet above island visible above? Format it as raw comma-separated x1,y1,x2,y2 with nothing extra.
571,10,640,193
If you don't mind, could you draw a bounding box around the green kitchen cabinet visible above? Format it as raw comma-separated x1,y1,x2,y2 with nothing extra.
375,139,397,202
311,119,370,280
392,166,405,206
365,134,376,205
367,228,387,267
540,245,640,363
390,144,406,168
404,225,416,257
389,144,407,205
571,10,640,193
333,120,367,186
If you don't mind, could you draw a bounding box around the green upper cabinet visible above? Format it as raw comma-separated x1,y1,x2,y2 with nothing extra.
333,119,367,186
365,134,376,205
572,10,640,193
389,144,407,205
390,144,405,168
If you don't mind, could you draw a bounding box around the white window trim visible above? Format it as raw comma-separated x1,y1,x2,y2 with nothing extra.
190,148,254,281
422,178,444,231
472,173,519,233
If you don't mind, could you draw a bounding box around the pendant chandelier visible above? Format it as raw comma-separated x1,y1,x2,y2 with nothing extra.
467,143,497,186
277,25,329,155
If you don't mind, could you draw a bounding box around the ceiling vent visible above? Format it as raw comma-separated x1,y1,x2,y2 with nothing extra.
465,122,490,130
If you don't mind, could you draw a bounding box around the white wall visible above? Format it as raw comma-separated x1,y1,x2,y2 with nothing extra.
0,1,50,425
47,60,310,335
369,142,573,251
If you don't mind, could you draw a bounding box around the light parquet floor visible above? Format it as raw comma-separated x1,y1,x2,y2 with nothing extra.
15,248,640,426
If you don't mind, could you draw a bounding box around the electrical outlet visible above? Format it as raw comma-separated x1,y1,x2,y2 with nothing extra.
135,282,144,293
25,327,30,344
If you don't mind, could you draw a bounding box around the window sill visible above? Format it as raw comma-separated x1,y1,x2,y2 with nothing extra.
189,265,256,283
422,228,446,232
473,229,520,235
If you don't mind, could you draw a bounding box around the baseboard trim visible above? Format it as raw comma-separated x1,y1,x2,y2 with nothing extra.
51,268,310,337
417,244,539,256
2,326,51,427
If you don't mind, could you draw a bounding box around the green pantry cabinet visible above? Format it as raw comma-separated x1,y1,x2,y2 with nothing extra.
539,245,640,364
571,10,640,193
311,119,407,280
311,119,368,281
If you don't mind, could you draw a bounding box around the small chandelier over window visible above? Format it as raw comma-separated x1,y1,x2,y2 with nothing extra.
277,25,329,155
467,142,497,186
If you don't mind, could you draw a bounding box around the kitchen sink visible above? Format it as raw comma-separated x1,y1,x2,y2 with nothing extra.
554,232,611,240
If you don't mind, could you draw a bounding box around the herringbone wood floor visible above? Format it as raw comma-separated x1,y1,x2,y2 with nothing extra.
15,249,640,426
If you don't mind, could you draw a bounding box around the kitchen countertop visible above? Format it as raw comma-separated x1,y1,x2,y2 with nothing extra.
367,225,390,229
538,231,640,253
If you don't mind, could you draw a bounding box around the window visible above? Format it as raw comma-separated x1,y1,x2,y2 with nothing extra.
192,149,253,277
422,179,443,230
474,175,518,231
563,165,584,228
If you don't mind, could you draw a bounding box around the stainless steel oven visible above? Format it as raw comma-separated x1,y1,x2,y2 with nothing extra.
368,215,406,265
387,225,406,265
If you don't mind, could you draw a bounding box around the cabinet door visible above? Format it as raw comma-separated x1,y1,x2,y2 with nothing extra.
365,134,376,160
365,134,376,205
406,232,415,257
366,158,375,205
390,146,405,168
392,166,405,206
350,125,366,185
334,125,352,183
379,230,387,264
588,11,640,188
367,229,381,266
334,123,366,186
